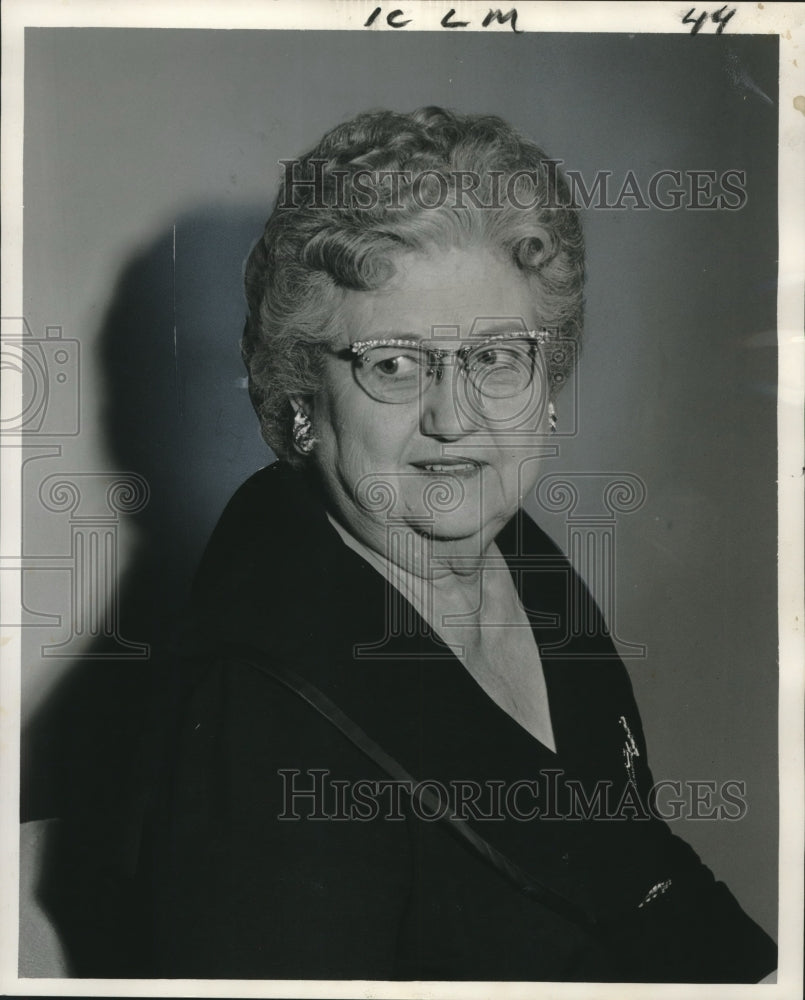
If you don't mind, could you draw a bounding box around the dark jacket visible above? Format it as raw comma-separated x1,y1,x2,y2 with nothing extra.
137,462,777,982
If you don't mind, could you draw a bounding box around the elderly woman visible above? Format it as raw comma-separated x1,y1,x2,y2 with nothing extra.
138,107,776,982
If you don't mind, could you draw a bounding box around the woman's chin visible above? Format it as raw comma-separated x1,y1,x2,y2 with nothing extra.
391,481,513,545
402,508,494,545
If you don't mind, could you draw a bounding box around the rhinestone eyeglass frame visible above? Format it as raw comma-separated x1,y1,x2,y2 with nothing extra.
347,329,554,403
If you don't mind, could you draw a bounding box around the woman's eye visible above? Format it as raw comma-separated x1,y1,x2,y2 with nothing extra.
370,352,420,378
471,343,532,370
377,357,403,375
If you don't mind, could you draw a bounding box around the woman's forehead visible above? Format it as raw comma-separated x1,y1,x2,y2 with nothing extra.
334,246,538,343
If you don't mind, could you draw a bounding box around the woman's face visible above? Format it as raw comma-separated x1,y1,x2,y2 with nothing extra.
306,245,551,563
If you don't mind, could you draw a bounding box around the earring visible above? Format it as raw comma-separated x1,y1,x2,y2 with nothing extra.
548,400,557,434
292,409,316,454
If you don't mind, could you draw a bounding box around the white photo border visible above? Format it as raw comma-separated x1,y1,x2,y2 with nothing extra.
2,1,803,997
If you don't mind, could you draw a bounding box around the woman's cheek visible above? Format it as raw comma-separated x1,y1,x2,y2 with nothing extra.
337,438,375,494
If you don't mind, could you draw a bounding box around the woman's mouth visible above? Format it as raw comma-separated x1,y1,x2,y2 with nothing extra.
410,458,483,476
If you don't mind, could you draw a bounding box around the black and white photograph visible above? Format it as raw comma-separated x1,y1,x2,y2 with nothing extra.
1,1,803,995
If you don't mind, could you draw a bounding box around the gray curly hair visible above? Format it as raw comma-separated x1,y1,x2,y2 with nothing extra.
242,106,585,464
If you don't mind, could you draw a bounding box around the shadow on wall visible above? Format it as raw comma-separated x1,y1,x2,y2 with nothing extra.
21,206,273,975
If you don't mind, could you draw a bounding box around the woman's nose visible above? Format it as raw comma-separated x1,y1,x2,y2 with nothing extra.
418,368,472,440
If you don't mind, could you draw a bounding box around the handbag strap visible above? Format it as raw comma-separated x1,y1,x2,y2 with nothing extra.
219,644,597,931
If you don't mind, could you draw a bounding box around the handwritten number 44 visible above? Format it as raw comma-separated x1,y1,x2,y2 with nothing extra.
683,6,736,35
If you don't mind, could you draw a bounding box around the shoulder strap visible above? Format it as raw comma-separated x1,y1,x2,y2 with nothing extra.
220,644,597,932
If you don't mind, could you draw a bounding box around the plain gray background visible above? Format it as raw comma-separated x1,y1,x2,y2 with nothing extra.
21,28,778,942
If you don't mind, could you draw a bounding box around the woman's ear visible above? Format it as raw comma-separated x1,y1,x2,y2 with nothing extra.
289,395,312,419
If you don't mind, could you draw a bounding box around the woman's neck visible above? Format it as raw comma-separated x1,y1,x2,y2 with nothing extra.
325,512,493,611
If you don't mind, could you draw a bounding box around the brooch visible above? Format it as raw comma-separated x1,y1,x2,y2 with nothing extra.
638,879,673,908
619,715,640,785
